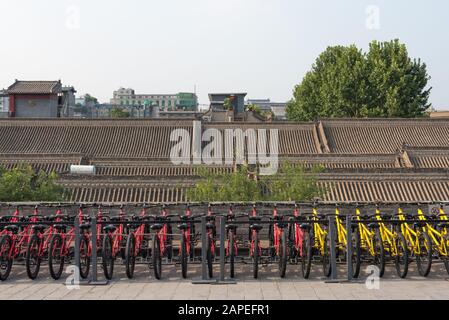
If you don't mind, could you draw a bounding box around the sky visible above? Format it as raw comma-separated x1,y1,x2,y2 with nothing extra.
0,0,448,109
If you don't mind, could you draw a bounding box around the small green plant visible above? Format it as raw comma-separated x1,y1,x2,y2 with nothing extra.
0,165,66,202
186,163,324,202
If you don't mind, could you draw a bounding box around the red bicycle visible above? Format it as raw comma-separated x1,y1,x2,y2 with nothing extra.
25,206,67,279
0,207,42,281
125,204,150,278
224,206,240,278
151,206,177,280
247,205,263,279
102,205,128,280
267,205,288,278
48,206,78,280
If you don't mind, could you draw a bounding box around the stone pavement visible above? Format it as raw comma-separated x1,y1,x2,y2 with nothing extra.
1,262,449,300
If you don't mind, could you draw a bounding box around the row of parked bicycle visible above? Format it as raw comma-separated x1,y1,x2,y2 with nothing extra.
0,203,448,281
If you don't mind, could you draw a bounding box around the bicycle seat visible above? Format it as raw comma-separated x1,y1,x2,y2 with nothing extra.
250,224,263,231
225,224,237,230
276,221,288,229
150,224,164,231
205,222,215,230
177,223,189,230
53,224,67,232
32,225,46,232
438,222,449,229
367,222,379,229
300,223,312,231
249,216,262,222
79,223,91,230
413,221,426,228
4,225,19,234
103,224,117,233
180,215,191,221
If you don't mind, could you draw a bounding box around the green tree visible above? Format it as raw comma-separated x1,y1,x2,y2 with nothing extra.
223,97,234,111
0,165,65,202
84,94,99,105
111,107,130,118
364,40,431,117
186,163,323,202
287,40,431,121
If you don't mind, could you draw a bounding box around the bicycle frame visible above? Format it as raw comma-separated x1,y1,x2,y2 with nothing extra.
249,207,261,257
335,208,348,250
2,207,40,260
109,207,126,258
132,207,148,256
312,207,327,255
293,206,305,255
225,207,238,257
397,207,425,255
355,208,376,256
417,207,448,257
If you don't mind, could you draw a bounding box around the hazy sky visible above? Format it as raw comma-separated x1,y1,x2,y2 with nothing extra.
0,0,448,109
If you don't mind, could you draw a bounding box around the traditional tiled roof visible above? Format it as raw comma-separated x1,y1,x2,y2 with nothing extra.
0,118,448,203
322,119,449,154
7,80,62,94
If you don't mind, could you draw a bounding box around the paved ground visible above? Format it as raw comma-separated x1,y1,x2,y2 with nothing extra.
1,261,449,300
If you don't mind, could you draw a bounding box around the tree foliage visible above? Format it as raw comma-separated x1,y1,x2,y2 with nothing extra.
0,165,66,202
186,163,323,202
286,39,432,121
111,107,130,118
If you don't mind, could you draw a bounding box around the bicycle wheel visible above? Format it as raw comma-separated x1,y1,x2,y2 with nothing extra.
268,223,275,258
125,233,136,279
102,234,114,280
443,258,449,275
416,232,432,277
78,235,90,279
152,235,162,280
26,234,42,280
394,233,409,279
287,222,297,260
253,233,259,279
301,230,312,279
48,234,65,280
351,227,361,279
279,231,287,278
373,229,385,278
166,224,173,260
322,234,332,277
207,237,213,278
180,234,188,279
229,231,235,278
0,235,13,281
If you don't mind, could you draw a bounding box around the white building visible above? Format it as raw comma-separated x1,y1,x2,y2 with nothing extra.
0,90,9,117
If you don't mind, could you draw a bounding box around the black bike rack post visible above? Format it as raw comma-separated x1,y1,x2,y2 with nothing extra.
73,214,88,285
192,216,217,284
214,215,236,285
89,214,108,285
74,214,80,276
325,214,339,283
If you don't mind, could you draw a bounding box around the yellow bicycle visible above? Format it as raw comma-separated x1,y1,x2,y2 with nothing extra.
354,207,385,277
397,207,432,277
374,207,409,278
300,207,331,278
417,205,449,274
